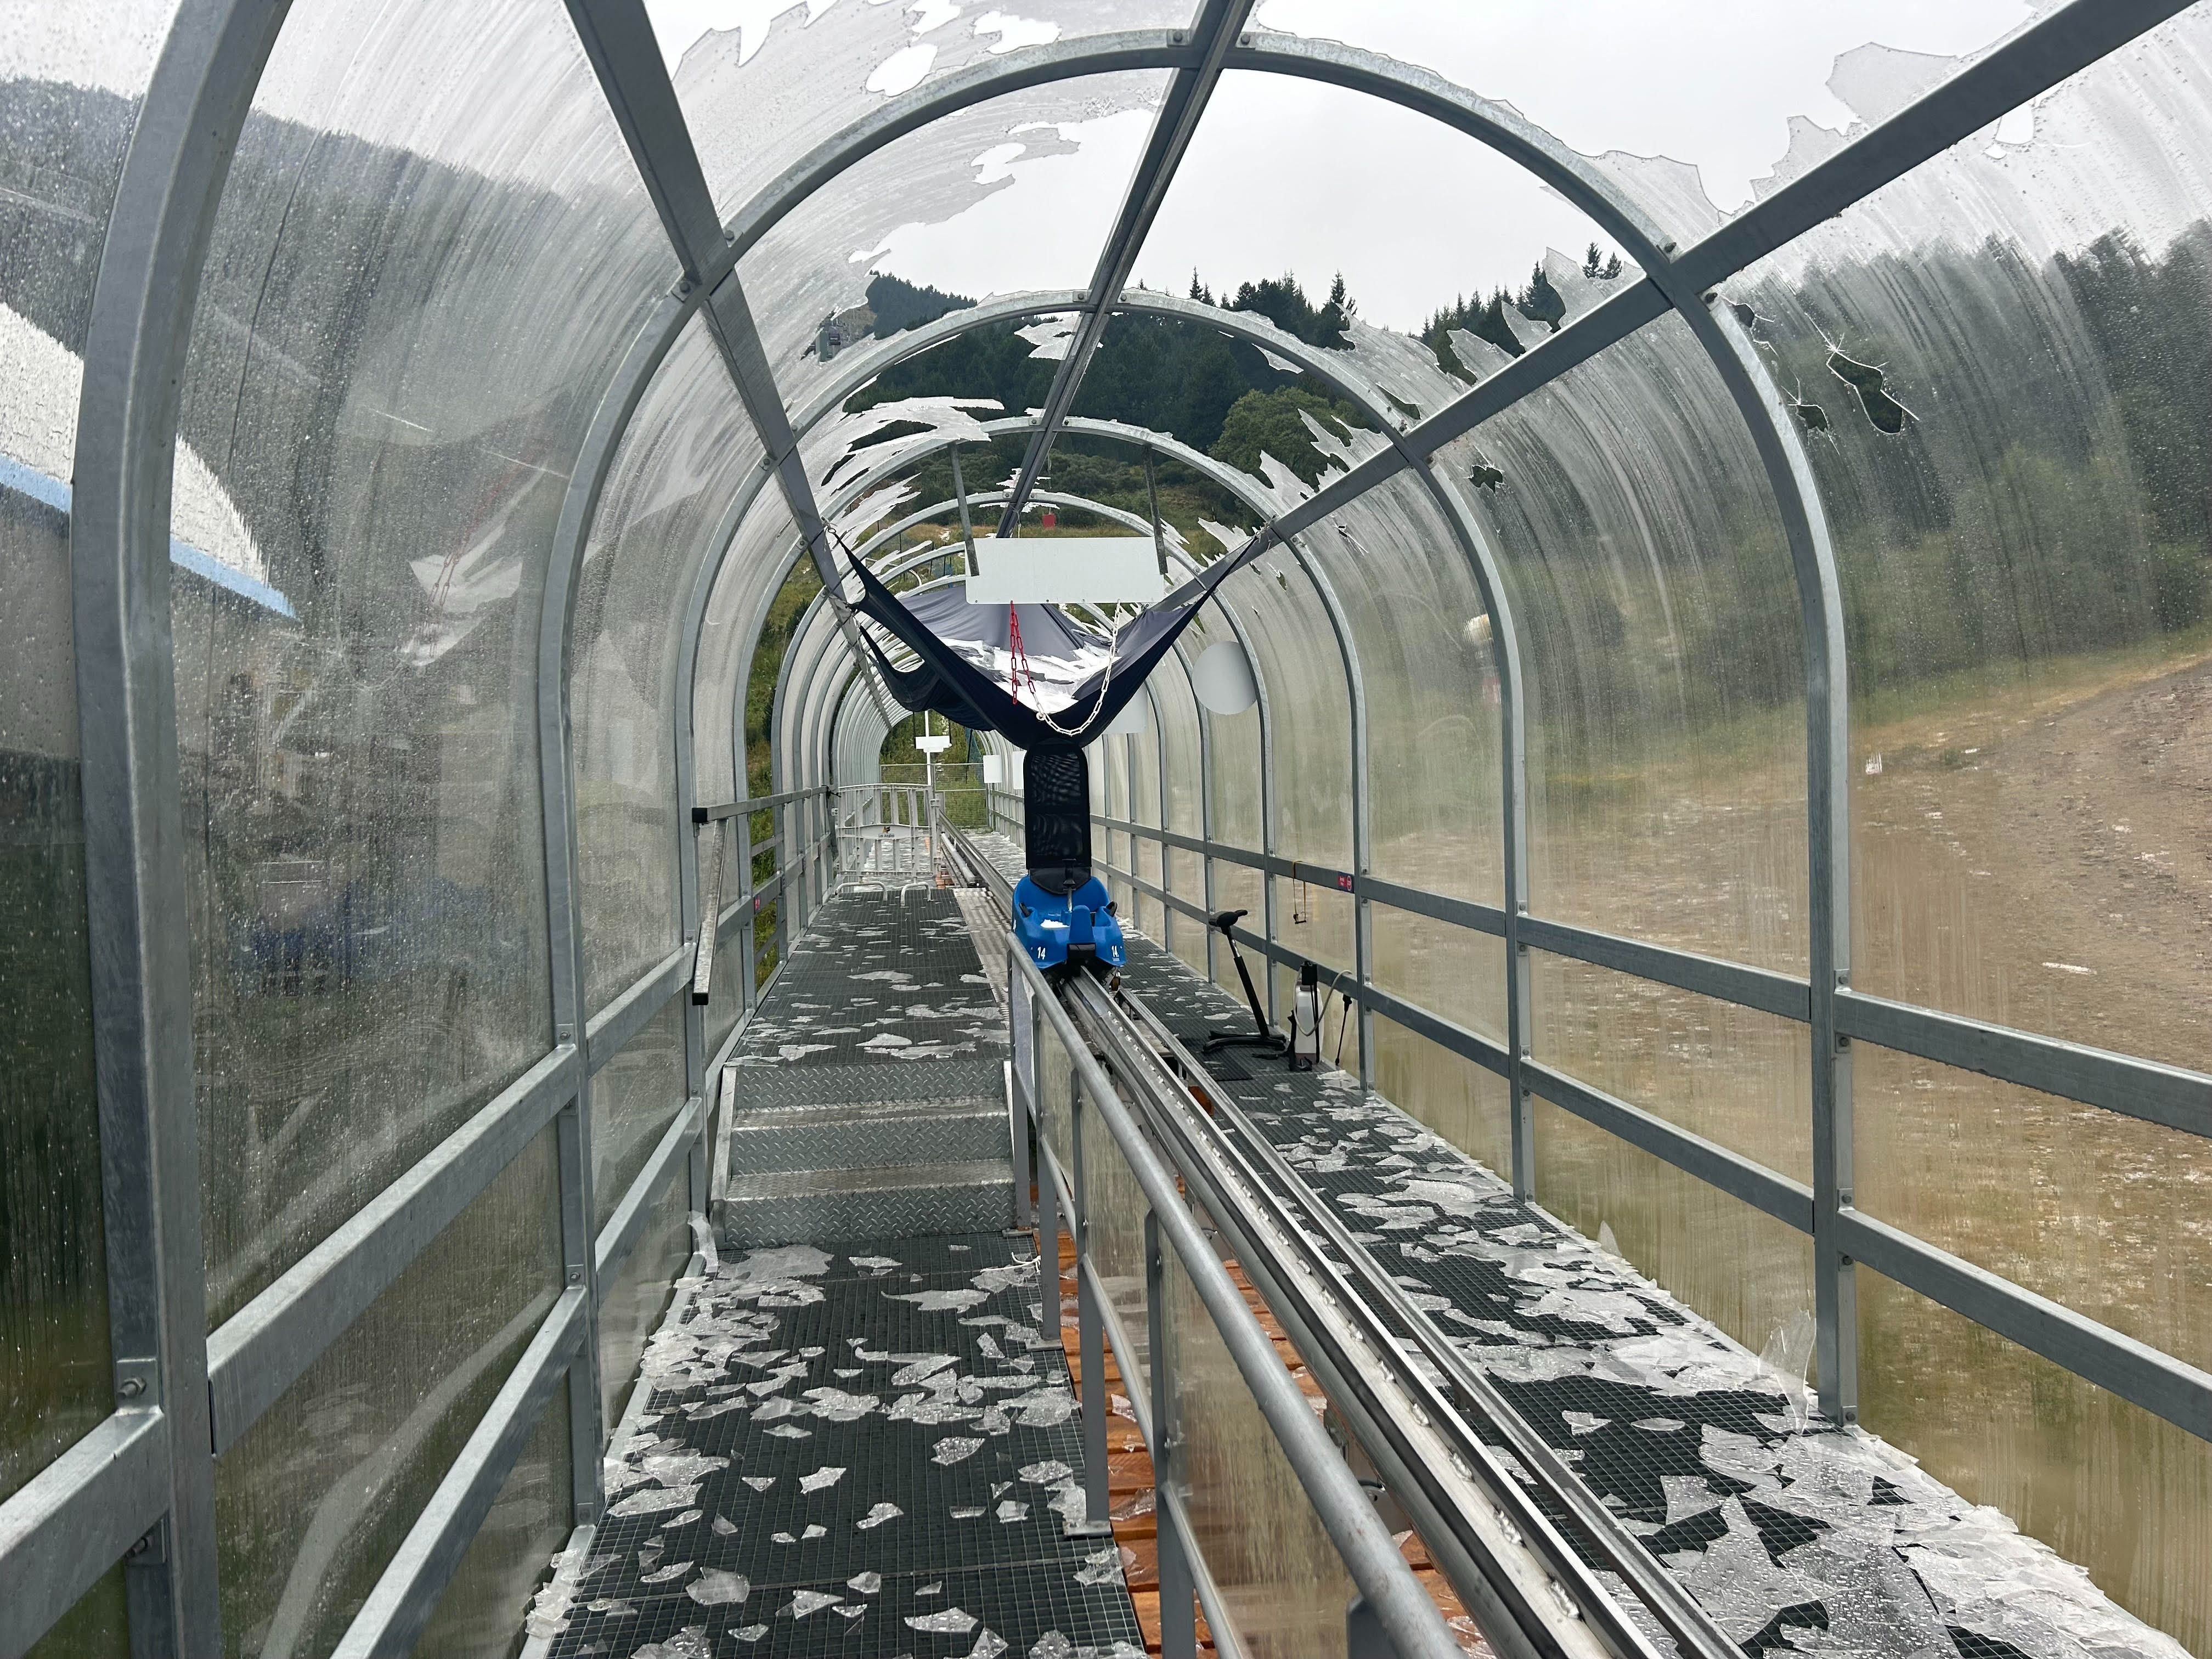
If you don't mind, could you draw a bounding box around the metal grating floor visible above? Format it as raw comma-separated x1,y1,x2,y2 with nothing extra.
535,1232,1142,1658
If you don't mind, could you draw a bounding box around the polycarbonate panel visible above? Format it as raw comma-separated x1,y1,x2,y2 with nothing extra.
591,998,689,1232
1308,471,1504,905
1164,1245,1355,1659
1442,308,1808,973
177,0,667,1326
1857,1267,2212,1655
1532,1101,1814,1372
1531,952,1810,1186
572,315,764,1013
1854,1043,2209,1373
413,1370,572,1659
1369,909,1504,1051
1227,548,1350,867
673,0,1195,225
2,5,182,1508
1730,8,2212,1074
736,69,1172,410
215,1125,562,1658
23,1566,127,1659
597,1170,693,1430
1078,1095,1152,1402
1372,1017,1514,1180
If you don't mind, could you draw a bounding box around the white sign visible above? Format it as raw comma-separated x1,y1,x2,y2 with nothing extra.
964,536,1164,606
914,734,952,754
981,754,1004,785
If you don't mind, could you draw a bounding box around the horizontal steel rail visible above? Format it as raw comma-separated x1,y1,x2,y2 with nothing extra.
1009,944,1460,1659
330,1288,589,1658
1836,990,2212,1141
1093,814,2208,1139
0,1409,171,1655
1832,1209,2212,1442
595,1097,705,1283
585,944,690,1073
1518,917,1810,1023
692,784,828,823
205,1044,580,1452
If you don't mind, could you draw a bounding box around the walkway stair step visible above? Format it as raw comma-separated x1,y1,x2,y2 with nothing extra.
715,1156,1013,1246
723,1097,1007,1172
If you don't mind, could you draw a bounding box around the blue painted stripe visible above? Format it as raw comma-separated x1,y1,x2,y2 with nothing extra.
0,453,297,620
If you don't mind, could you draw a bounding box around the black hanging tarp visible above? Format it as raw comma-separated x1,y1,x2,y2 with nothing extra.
845,540,1251,752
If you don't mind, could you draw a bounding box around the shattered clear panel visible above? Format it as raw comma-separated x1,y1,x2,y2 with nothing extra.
1731,7,2212,1073
673,0,1195,225
1249,3,2038,249
735,70,1172,413
572,315,764,1014
1531,952,1812,1187
1857,1267,2212,1657
592,997,690,1232
1442,309,1809,974
176,0,666,1327
1369,1015,1515,1180
1163,1245,1356,1659
598,1169,695,1431
215,1125,561,1657
413,1373,571,1658
1533,1101,1815,1373
1137,68,1638,341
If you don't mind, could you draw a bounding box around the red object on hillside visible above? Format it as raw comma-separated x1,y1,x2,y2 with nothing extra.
1040,508,1057,528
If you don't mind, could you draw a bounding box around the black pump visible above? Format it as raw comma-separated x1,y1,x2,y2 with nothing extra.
1203,910,1288,1056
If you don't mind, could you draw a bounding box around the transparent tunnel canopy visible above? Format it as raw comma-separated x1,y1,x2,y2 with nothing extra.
0,4,181,1615
173,0,667,1324
736,69,1173,403
672,0,1197,228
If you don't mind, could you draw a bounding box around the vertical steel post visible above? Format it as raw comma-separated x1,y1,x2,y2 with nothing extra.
65,1,298,1641
1145,683,1174,956
737,808,757,1011
1010,941,1036,1229
1284,536,1373,1087
1146,1210,1197,1659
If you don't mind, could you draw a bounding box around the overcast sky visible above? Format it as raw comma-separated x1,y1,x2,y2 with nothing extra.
651,0,2036,330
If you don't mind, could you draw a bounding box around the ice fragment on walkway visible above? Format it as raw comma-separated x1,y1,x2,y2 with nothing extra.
606,1483,698,1517
996,1499,1029,1522
1019,1459,1073,1485
639,1559,691,1584
764,1423,810,1438
799,1465,845,1492
686,1569,749,1606
628,1626,709,1658
733,1626,767,1643
850,1255,901,1269
932,1436,985,1464
742,1476,774,1492
848,1572,882,1595
966,1632,1009,1659
786,1590,841,1618
908,1607,980,1634
1669,1500,1828,1643
893,1288,989,1312
856,1501,903,1528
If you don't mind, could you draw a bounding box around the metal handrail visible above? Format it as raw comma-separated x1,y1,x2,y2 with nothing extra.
1008,940,1462,1659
